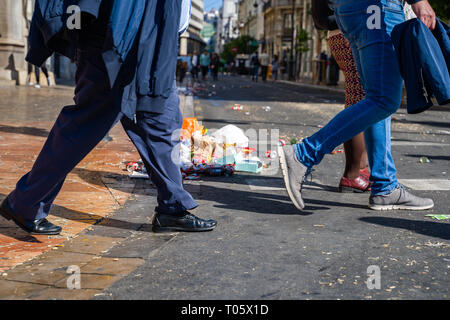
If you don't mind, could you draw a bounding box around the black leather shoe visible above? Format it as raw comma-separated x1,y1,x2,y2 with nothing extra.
152,211,217,233
0,199,62,235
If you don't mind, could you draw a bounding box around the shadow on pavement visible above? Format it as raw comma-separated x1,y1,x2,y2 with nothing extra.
359,216,450,240
0,125,49,138
72,168,373,215
405,154,450,161
0,193,153,243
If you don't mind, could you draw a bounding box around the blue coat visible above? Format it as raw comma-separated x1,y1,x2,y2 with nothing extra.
27,0,183,119
391,18,450,114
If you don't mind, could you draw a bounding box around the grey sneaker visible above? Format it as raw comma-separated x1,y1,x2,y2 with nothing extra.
369,185,434,211
278,144,308,211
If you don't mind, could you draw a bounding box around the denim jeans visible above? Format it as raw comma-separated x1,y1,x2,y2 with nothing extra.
294,0,405,195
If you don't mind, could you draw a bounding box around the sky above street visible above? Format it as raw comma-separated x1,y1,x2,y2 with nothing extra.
204,0,223,12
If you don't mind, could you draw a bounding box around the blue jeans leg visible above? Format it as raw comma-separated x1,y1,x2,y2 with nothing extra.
294,0,404,195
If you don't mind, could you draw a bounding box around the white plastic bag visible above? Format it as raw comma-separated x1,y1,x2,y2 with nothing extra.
211,125,249,148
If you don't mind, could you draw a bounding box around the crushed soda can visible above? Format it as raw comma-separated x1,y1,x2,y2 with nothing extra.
125,161,144,173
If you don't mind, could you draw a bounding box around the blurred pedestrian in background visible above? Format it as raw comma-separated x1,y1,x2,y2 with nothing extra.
250,52,260,82
271,55,280,81
28,60,52,88
200,50,210,81
177,59,187,84
259,50,269,82
191,50,199,81
211,53,220,81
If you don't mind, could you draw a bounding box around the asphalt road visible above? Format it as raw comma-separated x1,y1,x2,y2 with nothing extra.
97,74,449,300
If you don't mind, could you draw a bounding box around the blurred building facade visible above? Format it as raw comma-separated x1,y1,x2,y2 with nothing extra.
236,0,334,81
180,0,206,56
0,0,76,85
216,0,240,53
203,9,220,53
0,0,29,85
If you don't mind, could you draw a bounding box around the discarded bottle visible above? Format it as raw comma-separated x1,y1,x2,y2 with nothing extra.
204,165,235,177
419,156,431,163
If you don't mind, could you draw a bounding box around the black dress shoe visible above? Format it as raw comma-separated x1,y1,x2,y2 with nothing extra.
152,211,217,233
0,199,62,235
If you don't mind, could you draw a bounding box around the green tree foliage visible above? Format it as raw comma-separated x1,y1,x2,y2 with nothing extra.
221,35,258,62
431,0,450,23
296,28,311,54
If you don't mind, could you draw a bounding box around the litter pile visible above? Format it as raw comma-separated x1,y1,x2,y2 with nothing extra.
122,118,270,180
179,118,265,179
180,83,217,97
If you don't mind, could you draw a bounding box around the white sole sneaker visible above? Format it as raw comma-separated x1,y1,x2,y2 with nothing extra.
278,145,304,211
369,203,435,211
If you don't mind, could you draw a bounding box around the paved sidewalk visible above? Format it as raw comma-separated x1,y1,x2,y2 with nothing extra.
0,76,448,300
0,85,158,273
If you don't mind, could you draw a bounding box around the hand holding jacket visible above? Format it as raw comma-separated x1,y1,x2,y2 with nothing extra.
410,0,437,30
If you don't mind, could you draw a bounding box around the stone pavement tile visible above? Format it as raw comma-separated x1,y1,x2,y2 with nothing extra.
2,249,97,286
59,235,122,255
0,280,50,300
85,217,143,239
3,265,69,286
80,257,145,276
54,273,123,290
24,288,101,300
0,250,101,287
104,233,175,259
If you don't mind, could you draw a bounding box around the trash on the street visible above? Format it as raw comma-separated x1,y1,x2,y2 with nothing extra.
419,156,431,163
290,138,298,145
330,150,344,155
205,164,235,176
178,121,267,176
245,112,250,115
265,150,277,158
232,104,243,111
181,117,204,140
425,214,450,220
125,161,143,173
122,160,150,178
129,171,150,179
211,124,249,148
278,139,286,146
185,174,201,180
192,132,217,165
262,106,271,112
235,157,263,173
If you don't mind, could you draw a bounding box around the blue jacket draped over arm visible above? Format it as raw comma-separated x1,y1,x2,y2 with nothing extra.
26,0,185,119
391,18,450,114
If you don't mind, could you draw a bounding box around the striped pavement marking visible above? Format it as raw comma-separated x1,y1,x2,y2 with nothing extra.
398,179,450,191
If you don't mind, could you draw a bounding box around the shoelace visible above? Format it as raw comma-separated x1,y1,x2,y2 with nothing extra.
300,168,314,191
